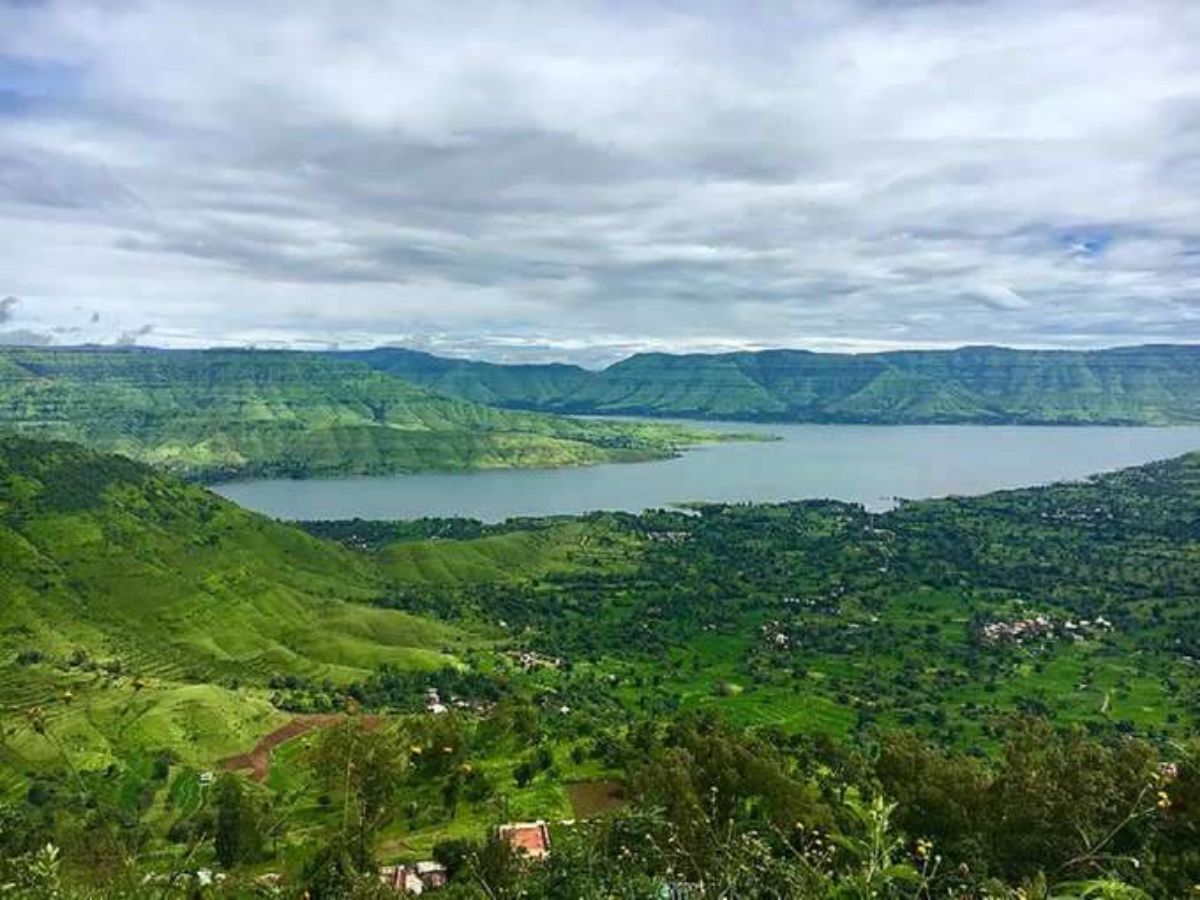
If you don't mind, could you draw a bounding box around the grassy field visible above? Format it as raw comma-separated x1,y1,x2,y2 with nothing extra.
376,518,644,585
0,436,485,790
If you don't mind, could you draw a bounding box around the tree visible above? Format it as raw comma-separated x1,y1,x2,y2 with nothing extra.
213,774,262,869
312,718,407,870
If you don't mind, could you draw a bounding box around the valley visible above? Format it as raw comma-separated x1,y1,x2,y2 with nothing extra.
6,433,1200,895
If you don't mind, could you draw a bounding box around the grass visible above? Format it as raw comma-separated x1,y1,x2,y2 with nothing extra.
377,520,642,585
0,436,487,787
2,681,286,775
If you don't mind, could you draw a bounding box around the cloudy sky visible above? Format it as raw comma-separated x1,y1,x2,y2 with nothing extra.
1,0,1199,365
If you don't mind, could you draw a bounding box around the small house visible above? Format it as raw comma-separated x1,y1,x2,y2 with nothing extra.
380,860,448,894
499,820,552,860
415,861,448,888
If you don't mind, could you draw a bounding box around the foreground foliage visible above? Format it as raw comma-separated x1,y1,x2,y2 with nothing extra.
3,715,1200,897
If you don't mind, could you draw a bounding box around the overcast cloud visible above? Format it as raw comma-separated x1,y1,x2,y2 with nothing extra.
1,0,1199,364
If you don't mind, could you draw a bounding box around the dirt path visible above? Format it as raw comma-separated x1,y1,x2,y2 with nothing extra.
219,714,385,782
218,715,343,781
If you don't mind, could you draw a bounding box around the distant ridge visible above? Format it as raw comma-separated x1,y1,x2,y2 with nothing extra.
338,344,1200,425
0,347,706,481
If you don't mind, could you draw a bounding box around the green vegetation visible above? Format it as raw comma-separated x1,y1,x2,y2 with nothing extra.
0,436,477,769
0,347,711,480
305,452,1200,748
340,347,590,408
345,343,1200,424
9,436,1200,895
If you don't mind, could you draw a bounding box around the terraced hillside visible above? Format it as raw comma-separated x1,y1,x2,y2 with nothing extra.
346,344,1200,424
0,436,477,768
0,348,707,480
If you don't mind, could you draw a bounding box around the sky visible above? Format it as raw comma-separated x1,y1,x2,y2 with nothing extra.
1,0,1199,366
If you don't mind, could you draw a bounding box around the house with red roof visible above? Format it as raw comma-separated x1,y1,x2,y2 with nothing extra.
498,820,552,860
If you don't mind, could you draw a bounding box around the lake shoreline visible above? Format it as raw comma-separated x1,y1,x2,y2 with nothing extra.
212,422,1200,524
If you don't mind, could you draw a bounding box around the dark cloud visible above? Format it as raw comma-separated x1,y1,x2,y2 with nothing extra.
113,323,154,346
0,328,51,346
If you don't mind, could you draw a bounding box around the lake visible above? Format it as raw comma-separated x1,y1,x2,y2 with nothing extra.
212,422,1200,522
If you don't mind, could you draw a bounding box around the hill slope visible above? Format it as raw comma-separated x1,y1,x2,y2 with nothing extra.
346,344,1200,424
0,436,475,767
0,348,706,480
338,347,590,408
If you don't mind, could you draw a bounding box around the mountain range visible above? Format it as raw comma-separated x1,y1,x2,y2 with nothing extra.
340,343,1200,424
0,348,705,481
4,343,1199,487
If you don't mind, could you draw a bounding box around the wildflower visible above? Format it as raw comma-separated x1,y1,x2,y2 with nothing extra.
1157,790,1171,810
915,838,933,861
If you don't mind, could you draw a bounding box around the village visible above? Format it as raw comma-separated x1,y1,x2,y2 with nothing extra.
978,613,1114,645
380,821,551,894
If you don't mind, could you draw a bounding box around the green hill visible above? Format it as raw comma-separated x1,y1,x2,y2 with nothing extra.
339,347,590,408
0,347,707,480
345,343,1200,424
0,436,476,768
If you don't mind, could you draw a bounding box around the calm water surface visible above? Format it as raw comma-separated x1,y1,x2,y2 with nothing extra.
213,423,1200,522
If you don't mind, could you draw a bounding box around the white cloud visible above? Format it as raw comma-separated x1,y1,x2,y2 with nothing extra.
0,0,1198,359
972,285,1031,312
